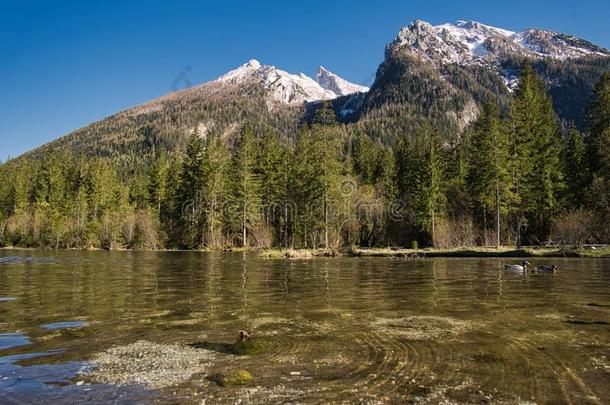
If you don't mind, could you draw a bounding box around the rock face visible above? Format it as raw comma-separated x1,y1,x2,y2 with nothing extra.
316,66,369,97
390,19,609,66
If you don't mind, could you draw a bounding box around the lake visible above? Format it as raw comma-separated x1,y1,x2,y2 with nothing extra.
0,251,609,403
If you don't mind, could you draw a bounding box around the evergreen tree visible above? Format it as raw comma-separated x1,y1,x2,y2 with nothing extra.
204,135,230,247
229,127,262,247
585,73,610,179
510,61,563,244
467,103,514,247
147,154,169,214
312,101,337,127
176,135,209,248
292,125,344,248
395,127,446,246
563,128,589,207
255,129,284,235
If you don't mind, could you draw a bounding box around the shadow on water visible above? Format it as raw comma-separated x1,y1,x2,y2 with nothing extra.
188,340,236,354
189,338,265,356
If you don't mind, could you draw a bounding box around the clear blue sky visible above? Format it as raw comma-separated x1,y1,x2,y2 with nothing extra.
1,0,609,161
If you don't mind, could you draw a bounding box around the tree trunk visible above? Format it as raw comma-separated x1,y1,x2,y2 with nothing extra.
324,195,329,249
431,208,436,248
516,214,522,248
495,184,500,249
284,203,289,249
242,202,247,248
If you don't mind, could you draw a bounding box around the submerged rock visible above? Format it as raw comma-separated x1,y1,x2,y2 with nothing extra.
373,316,476,340
84,340,218,389
208,369,254,386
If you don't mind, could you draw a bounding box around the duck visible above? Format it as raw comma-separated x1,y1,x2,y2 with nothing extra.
504,260,530,272
535,265,558,273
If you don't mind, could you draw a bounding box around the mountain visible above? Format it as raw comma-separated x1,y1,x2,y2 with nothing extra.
359,19,610,142
11,19,610,164
21,60,366,168
393,20,608,66
217,59,368,104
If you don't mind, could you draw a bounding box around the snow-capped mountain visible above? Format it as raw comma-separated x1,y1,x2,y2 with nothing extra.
216,59,367,105
316,66,369,97
391,19,609,65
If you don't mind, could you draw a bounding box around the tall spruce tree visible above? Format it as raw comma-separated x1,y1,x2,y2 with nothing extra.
585,73,610,180
147,154,169,214
204,135,230,247
395,127,446,246
467,103,514,247
563,128,589,207
510,61,563,244
177,135,209,248
229,126,262,247
255,129,284,237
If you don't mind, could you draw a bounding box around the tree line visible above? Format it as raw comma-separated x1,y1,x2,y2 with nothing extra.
1,63,609,250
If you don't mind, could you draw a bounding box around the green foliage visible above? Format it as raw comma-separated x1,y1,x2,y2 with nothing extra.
563,128,589,206
510,62,564,243
394,126,446,246
467,103,515,245
228,127,263,247
586,73,610,179
0,63,607,249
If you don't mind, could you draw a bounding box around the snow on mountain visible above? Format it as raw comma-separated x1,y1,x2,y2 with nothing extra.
216,59,367,105
316,66,369,96
391,19,609,65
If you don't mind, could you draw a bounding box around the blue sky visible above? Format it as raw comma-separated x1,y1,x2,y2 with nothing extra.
1,0,609,161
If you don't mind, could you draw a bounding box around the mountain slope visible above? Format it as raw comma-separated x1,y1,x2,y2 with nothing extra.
22,60,366,169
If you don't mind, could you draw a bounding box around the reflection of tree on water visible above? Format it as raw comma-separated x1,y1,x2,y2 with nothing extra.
431,262,438,308
497,266,503,302
241,251,248,309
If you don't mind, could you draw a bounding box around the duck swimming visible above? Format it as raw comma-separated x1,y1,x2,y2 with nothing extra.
535,265,558,273
504,260,530,272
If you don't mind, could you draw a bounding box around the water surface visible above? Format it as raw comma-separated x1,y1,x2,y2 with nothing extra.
0,250,608,403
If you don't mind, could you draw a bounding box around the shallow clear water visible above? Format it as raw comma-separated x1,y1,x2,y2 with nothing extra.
0,251,609,403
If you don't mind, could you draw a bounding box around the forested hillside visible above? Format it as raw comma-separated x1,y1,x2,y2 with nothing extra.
1,66,609,250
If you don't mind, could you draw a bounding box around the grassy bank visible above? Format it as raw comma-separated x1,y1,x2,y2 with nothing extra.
347,246,610,258
258,246,610,259
3,245,610,258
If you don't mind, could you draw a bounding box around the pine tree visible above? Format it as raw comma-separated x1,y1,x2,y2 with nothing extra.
147,154,169,214
585,73,610,179
467,103,514,247
292,125,343,248
255,129,284,235
204,135,230,247
229,126,262,247
312,101,337,126
395,127,446,246
563,128,589,207
510,61,563,244
176,135,209,248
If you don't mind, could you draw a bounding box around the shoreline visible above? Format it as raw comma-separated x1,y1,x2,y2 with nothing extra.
1,245,609,258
